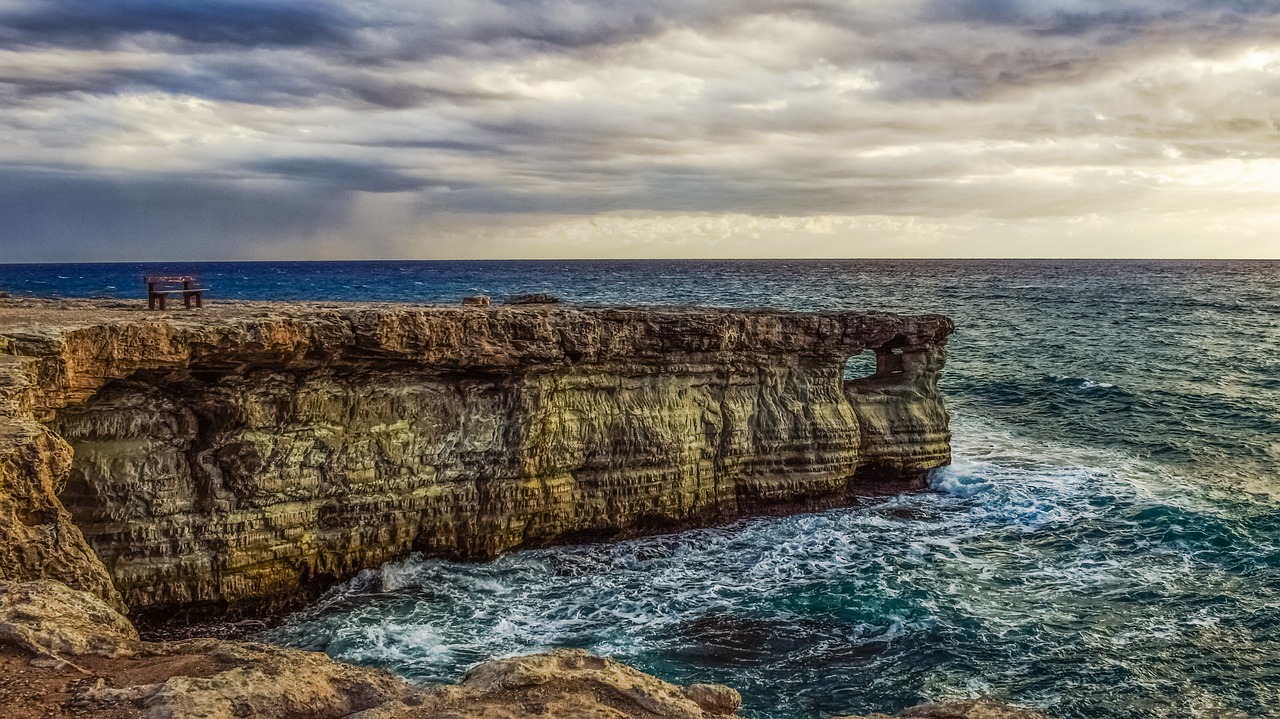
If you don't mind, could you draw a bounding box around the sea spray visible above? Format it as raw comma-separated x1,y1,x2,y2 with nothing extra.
7,259,1275,717
263,416,1280,718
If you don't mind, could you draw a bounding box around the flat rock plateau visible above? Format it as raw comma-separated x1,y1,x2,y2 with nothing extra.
0,298,1046,718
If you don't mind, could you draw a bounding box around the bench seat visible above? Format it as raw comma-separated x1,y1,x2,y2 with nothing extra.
145,275,207,309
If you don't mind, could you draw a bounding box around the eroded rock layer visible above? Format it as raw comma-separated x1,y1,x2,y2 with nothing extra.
0,299,952,616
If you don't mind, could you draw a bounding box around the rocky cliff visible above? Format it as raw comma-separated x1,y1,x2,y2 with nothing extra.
0,298,952,619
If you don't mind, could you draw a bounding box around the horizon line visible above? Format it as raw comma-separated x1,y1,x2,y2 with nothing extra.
2,257,1279,265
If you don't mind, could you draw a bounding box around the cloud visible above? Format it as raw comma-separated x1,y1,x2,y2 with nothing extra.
0,170,361,262
0,0,1278,259
0,0,355,49
247,157,456,193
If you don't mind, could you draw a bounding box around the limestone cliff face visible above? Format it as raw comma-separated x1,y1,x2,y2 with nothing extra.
0,353,122,610
0,299,952,617
845,342,951,481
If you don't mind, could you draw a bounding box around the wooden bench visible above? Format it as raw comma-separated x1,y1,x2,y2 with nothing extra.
145,275,208,310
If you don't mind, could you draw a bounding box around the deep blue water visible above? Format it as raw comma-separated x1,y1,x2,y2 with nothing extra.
3,260,1278,718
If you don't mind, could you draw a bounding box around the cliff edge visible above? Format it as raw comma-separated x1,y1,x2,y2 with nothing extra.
0,298,952,618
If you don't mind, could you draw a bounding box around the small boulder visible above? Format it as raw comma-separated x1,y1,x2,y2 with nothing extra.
0,579,139,659
454,648,738,718
461,295,491,307
80,639,413,719
684,683,742,715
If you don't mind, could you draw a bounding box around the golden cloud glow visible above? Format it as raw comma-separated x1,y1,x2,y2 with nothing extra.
0,1,1277,259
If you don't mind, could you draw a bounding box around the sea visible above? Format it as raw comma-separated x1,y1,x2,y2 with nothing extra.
1,260,1276,718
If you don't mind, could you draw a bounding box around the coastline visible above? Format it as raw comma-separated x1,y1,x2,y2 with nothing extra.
0,296,1055,719
1,297,952,617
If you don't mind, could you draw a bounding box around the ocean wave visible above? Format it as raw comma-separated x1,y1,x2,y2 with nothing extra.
261,416,1278,718
1045,374,1117,390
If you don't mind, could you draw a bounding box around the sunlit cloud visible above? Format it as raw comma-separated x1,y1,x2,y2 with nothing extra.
0,0,1277,260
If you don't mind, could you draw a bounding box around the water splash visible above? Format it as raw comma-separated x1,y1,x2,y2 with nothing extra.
262,417,1280,718
11,259,1275,716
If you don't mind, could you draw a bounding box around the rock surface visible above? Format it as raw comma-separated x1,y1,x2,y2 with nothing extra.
0,298,952,618
0,578,137,659
81,639,413,719
0,579,412,719
0,579,744,719
409,648,743,718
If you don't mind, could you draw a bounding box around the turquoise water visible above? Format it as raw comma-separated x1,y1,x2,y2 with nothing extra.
3,260,1278,717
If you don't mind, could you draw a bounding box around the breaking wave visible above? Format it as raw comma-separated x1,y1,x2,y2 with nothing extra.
28,259,1272,718
263,416,1280,718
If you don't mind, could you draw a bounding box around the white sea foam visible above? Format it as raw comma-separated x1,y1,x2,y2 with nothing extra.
1047,373,1117,390
262,415,1273,719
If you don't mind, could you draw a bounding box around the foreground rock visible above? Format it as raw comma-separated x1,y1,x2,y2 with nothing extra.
0,579,137,661
0,298,952,619
0,579,741,719
383,648,743,718
82,640,413,719
0,579,412,719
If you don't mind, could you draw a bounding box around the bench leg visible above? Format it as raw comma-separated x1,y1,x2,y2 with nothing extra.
148,295,156,310
184,293,191,309
195,293,203,308
158,295,166,310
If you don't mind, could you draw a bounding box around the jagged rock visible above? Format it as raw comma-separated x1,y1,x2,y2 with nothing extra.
81,639,412,719
0,406,123,610
0,579,137,658
844,343,951,480
0,579,413,719
683,683,742,715
836,700,1054,719
410,648,741,718
461,295,491,307
0,298,952,616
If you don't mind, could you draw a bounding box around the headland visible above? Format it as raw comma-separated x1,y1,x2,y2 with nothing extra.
0,296,1017,719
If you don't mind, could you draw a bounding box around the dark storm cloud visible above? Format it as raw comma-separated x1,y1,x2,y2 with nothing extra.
860,1,1278,100
5,1,1276,105
249,157,460,193
0,0,683,58
922,0,1279,34
0,170,358,262
0,0,355,50
107,63,433,109
0,0,1277,259
924,0,1164,33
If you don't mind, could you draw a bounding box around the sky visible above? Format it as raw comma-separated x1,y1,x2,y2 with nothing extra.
0,0,1277,261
